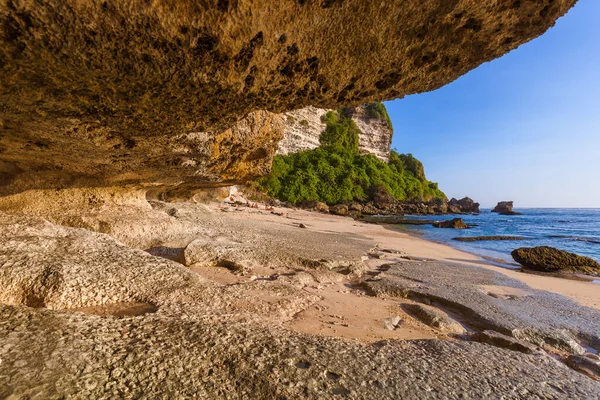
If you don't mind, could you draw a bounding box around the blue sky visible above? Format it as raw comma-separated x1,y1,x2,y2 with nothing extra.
386,0,599,208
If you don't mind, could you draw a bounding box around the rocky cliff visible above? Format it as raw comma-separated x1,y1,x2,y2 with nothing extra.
278,104,393,161
0,0,577,194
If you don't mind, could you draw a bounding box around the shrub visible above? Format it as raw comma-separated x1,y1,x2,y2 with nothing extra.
258,110,445,205
365,102,393,131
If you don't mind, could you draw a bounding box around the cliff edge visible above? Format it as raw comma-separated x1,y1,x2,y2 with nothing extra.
278,104,393,161
0,0,577,194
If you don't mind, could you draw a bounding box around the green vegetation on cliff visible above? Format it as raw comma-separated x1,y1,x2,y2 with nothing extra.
364,102,393,130
258,110,445,205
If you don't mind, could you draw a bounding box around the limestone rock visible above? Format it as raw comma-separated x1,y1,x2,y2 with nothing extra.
512,328,586,355
278,104,393,161
456,197,480,213
402,303,466,334
566,355,600,381
0,0,577,193
300,200,329,213
382,316,402,331
472,330,540,354
511,246,600,276
329,204,349,216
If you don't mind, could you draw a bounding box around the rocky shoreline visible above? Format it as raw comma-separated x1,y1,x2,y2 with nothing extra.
0,1,592,397
277,196,481,218
1,192,599,398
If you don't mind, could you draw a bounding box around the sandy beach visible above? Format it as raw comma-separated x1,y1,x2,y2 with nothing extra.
221,204,600,311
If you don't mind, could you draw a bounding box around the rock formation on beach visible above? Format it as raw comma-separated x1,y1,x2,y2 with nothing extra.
278,104,393,161
2,0,597,398
512,246,600,276
492,201,522,215
0,0,577,195
449,197,480,214
433,218,469,229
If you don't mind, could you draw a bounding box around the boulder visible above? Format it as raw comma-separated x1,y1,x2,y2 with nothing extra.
492,201,514,213
448,205,463,214
300,200,329,213
361,203,381,216
329,204,349,217
457,197,480,213
433,218,469,229
348,202,363,213
429,198,448,214
382,316,402,331
511,246,600,276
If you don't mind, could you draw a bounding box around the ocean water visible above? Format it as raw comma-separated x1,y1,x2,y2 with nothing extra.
402,208,600,267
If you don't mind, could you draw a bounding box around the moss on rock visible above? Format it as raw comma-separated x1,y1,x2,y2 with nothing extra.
511,246,600,276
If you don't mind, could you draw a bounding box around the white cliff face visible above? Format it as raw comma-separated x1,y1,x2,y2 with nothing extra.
277,106,326,156
277,105,392,162
347,106,393,162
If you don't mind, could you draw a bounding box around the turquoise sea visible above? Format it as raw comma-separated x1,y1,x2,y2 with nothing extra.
403,208,600,267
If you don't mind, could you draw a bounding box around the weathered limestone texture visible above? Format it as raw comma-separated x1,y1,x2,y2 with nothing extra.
278,104,393,161
0,0,577,193
1,210,599,398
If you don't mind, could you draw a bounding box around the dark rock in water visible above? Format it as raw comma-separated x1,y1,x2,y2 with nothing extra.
472,330,540,355
430,198,448,214
453,236,526,242
511,246,600,276
329,204,349,216
499,211,522,216
433,218,469,229
448,204,462,214
457,197,480,213
446,197,479,214
492,201,516,213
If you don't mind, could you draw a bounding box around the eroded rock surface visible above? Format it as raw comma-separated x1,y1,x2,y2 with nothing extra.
0,0,577,192
1,200,600,397
364,261,600,355
279,104,393,161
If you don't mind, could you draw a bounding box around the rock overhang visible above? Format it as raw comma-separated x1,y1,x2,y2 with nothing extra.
0,0,578,194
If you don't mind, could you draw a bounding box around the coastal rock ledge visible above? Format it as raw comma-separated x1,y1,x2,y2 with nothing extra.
0,0,577,194
512,246,600,277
